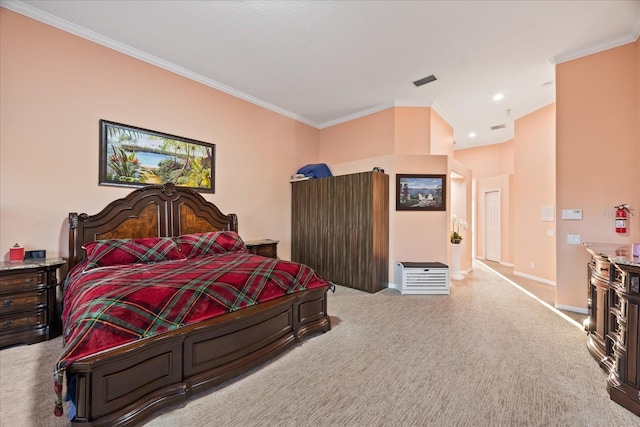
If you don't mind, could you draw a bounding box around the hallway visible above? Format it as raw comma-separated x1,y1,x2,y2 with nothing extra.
478,259,587,326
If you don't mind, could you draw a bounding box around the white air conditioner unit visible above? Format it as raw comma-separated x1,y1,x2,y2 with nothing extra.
395,262,450,295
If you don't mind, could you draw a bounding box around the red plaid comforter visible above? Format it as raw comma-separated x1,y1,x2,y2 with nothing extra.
54,252,329,415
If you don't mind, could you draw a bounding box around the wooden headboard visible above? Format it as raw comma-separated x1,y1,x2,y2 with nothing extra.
68,183,238,269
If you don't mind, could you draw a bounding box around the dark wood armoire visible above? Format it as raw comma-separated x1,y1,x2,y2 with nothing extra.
291,171,389,293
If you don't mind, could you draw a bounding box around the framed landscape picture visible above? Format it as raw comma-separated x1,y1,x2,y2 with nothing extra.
396,174,446,211
99,120,215,193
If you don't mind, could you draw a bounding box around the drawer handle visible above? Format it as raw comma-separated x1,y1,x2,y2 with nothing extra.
2,299,13,308
2,320,12,329
25,278,32,284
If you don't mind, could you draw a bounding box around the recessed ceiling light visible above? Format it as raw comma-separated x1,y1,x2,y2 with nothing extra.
493,93,504,101
469,132,476,138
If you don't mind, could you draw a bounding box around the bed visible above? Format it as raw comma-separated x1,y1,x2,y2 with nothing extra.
54,183,332,426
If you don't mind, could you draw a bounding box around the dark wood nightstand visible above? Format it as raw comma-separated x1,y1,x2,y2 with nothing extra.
245,239,279,259
0,258,65,348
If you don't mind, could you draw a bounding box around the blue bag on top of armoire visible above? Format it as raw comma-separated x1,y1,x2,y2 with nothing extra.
296,163,333,179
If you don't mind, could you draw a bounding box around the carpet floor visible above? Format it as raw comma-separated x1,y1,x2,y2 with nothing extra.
0,260,637,426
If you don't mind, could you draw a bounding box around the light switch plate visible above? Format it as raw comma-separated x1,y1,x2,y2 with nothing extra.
567,235,581,244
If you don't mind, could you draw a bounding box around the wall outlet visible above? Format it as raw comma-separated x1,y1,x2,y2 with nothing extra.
530,262,536,269
567,234,581,245
547,229,554,237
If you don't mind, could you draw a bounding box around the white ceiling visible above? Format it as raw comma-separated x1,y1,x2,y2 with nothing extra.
4,0,640,149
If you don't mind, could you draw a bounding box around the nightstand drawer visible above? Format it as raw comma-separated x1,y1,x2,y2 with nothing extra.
1,309,46,331
245,239,279,259
0,290,46,314
0,258,65,347
250,244,277,258
0,271,44,291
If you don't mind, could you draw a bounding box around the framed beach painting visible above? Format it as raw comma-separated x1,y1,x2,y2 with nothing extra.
99,120,215,193
396,174,446,211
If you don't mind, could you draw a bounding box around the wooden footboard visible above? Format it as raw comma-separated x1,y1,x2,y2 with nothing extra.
67,286,330,427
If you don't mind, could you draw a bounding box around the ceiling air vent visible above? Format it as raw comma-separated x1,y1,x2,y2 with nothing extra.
413,75,437,87
490,124,506,131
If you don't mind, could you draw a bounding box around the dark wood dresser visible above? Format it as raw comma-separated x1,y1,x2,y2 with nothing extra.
0,258,65,348
585,243,640,416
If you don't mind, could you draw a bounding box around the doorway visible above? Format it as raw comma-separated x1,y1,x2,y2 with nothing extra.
484,190,501,262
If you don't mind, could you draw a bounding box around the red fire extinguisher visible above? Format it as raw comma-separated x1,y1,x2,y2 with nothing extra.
615,204,629,233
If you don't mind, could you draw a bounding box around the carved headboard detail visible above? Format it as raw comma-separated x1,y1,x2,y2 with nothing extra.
68,183,238,269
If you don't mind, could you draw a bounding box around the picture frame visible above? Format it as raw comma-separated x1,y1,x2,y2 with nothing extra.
99,120,215,193
396,174,446,211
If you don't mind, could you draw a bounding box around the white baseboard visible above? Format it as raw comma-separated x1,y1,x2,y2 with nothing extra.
555,304,588,315
473,257,513,268
513,270,556,286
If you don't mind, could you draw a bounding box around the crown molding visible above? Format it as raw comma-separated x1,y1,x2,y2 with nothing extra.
0,0,319,128
3,0,442,133
317,102,395,129
550,32,638,65
318,100,444,129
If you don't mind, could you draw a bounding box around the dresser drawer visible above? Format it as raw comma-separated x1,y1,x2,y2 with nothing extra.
592,258,611,282
0,271,45,291
0,290,46,314
1,309,46,331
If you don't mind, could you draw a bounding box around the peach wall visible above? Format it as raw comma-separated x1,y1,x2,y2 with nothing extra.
393,107,431,155
556,39,639,311
454,140,514,264
454,140,514,178
0,9,320,261
430,109,454,157
391,106,455,157
393,155,450,265
318,109,394,163
513,103,556,284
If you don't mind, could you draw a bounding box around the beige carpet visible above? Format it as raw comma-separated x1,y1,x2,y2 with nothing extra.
1,260,638,426
479,260,587,325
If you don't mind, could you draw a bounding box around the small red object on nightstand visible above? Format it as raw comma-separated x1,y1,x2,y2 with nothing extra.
9,244,24,262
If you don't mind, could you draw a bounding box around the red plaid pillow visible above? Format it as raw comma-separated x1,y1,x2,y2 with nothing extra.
83,237,185,270
175,231,247,258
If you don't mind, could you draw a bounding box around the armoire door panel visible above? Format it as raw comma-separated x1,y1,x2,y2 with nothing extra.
291,171,389,293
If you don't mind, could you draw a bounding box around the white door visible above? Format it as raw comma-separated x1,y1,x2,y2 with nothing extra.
485,190,501,262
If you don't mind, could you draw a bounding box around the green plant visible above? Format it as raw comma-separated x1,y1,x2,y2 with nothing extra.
107,147,145,182
450,215,468,243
